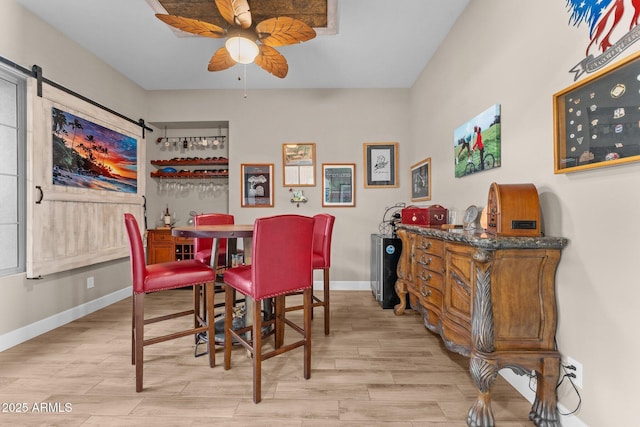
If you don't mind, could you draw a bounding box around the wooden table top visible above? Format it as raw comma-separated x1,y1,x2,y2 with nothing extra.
171,224,254,239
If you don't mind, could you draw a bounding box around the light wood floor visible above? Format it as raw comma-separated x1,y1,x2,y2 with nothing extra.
0,290,535,426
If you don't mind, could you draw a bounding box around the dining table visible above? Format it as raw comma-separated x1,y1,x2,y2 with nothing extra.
171,224,254,269
171,224,260,351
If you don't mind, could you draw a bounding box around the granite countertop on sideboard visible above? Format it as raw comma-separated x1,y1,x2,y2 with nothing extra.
396,224,568,250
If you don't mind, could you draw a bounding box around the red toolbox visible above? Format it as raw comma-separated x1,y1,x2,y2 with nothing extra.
401,205,448,226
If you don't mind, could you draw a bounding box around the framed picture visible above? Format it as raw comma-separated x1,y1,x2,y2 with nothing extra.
363,142,398,187
282,142,316,186
410,157,431,202
453,104,501,178
322,163,356,207
52,107,138,193
553,51,640,173
241,163,274,207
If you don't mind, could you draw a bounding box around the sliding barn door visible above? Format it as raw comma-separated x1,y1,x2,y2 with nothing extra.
26,80,145,278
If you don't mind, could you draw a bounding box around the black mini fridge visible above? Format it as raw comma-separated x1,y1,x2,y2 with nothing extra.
370,234,402,309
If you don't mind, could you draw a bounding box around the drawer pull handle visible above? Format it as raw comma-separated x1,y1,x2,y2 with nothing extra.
420,241,432,250
418,256,432,266
419,286,432,297
419,272,432,282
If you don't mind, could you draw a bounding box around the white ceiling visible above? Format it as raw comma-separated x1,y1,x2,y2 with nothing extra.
16,0,470,91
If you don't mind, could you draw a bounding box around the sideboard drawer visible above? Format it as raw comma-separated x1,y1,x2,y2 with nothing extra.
415,283,442,310
414,266,444,291
414,235,443,256
414,251,444,275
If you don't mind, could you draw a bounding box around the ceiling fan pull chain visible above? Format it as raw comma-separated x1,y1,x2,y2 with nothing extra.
243,64,248,99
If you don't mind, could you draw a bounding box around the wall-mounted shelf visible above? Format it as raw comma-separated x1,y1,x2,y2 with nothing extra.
150,157,228,179
151,157,228,167
150,171,228,178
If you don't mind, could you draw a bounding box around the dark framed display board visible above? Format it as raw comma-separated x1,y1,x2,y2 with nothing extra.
410,157,431,202
240,163,274,207
554,50,640,173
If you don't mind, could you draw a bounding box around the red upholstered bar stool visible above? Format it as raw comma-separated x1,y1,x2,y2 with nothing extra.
193,213,235,272
223,214,314,403
124,213,217,392
286,213,335,335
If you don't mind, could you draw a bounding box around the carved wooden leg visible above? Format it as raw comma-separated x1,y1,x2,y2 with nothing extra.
529,357,561,427
467,250,497,426
393,280,407,315
467,355,498,427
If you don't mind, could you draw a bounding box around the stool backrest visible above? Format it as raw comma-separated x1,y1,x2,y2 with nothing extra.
312,213,335,268
251,214,314,300
124,213,147,294
193,213,235,255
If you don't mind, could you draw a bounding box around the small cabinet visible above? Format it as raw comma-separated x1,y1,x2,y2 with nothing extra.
147,228,194,264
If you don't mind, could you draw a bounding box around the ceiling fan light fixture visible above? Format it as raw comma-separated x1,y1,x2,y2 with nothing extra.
225,36,259,64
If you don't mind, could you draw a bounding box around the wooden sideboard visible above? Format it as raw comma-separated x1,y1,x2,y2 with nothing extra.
393,224,567,427
146,228,194,264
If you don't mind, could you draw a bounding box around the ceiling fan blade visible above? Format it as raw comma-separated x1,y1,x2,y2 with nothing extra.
156,14,226,38
255,45,288,78
256,17,316,47
215,0,252,29
208,47,237,72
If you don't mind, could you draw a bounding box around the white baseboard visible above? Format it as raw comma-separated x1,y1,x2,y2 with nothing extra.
501,369,587,427
0,287,131,352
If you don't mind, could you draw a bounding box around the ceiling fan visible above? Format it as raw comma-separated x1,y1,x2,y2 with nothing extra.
156,0,316,78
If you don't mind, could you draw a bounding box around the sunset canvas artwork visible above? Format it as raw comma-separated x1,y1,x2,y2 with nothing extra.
51,107,137,193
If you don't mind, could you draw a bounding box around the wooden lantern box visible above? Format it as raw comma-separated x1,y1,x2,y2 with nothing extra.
486,182,541,237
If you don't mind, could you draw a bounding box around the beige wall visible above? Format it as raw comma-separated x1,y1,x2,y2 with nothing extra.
146,88,411,283
411,0,639,425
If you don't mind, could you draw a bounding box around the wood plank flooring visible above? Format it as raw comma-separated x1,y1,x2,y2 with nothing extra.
0,290,535,426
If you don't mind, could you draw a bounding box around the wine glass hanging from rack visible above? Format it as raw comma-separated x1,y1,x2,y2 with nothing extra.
155,135,227,149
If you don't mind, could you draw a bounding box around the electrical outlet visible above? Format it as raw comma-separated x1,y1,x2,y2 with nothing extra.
564,356,583,389
87,276,95,289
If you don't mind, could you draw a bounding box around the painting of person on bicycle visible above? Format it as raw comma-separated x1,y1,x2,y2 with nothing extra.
453,104,501,178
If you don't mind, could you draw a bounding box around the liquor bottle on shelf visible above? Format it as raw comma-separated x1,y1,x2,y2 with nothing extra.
163,206,172,227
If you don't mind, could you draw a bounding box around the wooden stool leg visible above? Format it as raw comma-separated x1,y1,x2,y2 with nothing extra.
193,284,201,344
134,293,144,392
224,285,234,370
253,298,263,403
205,282,216,368
131,295,135,365
304,288,312,379
275,296,285,349
323,268,330,335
